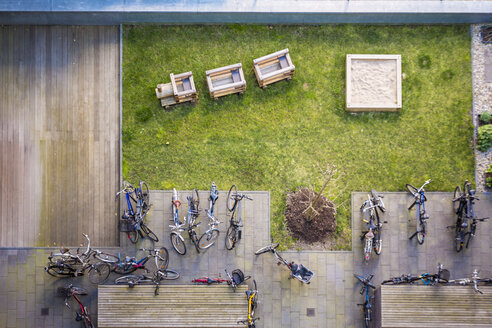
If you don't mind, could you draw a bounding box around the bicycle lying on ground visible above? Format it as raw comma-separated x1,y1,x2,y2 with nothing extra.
237,280,260,328
382,262,450,285
116,180,158,243
406,179,431,245
170,188,187,255
360,190,386,262
452,180,489,252
57,284,95,328
225,185,252,250
198,182,221,250
192,268,250,292
45,234,118,284
354,273,376,328
113,247,169,274
255,243,314,284
447,269,492,294
114,248,179,295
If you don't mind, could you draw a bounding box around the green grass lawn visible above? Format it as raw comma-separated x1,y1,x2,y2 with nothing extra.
122,25,474,250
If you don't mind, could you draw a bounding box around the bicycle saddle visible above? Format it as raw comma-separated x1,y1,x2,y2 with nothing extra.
59,248,70,254
421,213,430,220
173,199,182,209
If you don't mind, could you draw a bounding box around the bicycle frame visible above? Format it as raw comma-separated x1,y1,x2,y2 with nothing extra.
408,180,430,244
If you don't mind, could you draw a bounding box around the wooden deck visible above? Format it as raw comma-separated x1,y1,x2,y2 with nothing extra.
375,285,492,327
98,285,250,327
0,26,120,247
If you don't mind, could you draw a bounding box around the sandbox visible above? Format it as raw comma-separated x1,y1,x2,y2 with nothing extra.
346,54,402,112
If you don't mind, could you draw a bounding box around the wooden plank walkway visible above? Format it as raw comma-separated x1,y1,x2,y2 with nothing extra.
375,285,492,327
98,285,250,328
0,26,120,247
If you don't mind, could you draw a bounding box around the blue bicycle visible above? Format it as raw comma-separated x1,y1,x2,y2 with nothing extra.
354,273,376,328
198,182,221,250
170,188,187,255
406,179,431,245
116,181,158,243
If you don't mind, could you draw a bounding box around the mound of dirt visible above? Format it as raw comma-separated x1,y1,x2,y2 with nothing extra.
284,188,337,243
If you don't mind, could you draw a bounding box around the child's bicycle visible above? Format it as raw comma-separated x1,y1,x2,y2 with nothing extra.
237,280,260,328
255,243,314,284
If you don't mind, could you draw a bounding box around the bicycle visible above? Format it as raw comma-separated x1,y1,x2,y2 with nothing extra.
452,180,489,251
225,185,252,250
113,247,169,274
192,268,250,291
447,269,492,294
45,234,117,284
116,181,158,243
255,243,314,284
198,182,221,250
185,189,201,253
382,263,450,285
406,179,431,245
169,188,187,254
57,284,94,328
360,190,386,261
115,248,179,296
237,280,260,328
354,273,376,328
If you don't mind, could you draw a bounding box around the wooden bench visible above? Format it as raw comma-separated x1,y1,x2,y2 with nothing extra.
98,285,249,328
253,48,295,88
206,63,246,99
374,285,492,328
155,71,197,108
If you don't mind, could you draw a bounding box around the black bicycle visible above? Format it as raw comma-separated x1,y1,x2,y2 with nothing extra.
382,263,450,286
354,273,376,328
225,185,252,250
186,189,201,253
360,189,386,262
406,179,431,245
452,180,489,252
57,284,94,328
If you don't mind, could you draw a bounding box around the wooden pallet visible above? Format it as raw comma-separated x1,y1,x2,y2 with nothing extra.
98,285,250,328
374,285,492,328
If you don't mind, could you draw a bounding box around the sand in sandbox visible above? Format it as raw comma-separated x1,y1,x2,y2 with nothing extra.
350,59,398,106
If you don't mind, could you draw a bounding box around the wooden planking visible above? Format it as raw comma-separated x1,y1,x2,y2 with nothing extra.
98,285,250,328
377,285,492,327
0,26,120,247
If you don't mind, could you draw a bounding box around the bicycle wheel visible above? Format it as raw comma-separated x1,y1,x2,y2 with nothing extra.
454,224,463,252
255,243,278,255
94,252,119,264
158,269,180,280
198,229,220,250
364,307,371,328
417,222,425,245
45,264,75,277
192,188,200,209
140,223,159,242
373,230,382,255
227,185,237,212
170,232,186,255
381,279,394,285
155,247,169,271
82,315,95,328
89,262,111,284
453,185,462,213
465,229,474,249
225,224,237,250
127,228,139,244
406,183,418,197
115,275,141,286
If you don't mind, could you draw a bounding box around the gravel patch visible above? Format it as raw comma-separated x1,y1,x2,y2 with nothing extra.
472,24,492,192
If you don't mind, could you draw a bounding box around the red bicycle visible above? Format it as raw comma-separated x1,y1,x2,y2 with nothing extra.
57,284,94,328
192,269,250,291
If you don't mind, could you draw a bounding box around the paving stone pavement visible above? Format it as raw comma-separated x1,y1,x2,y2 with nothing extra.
1,191,491,327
